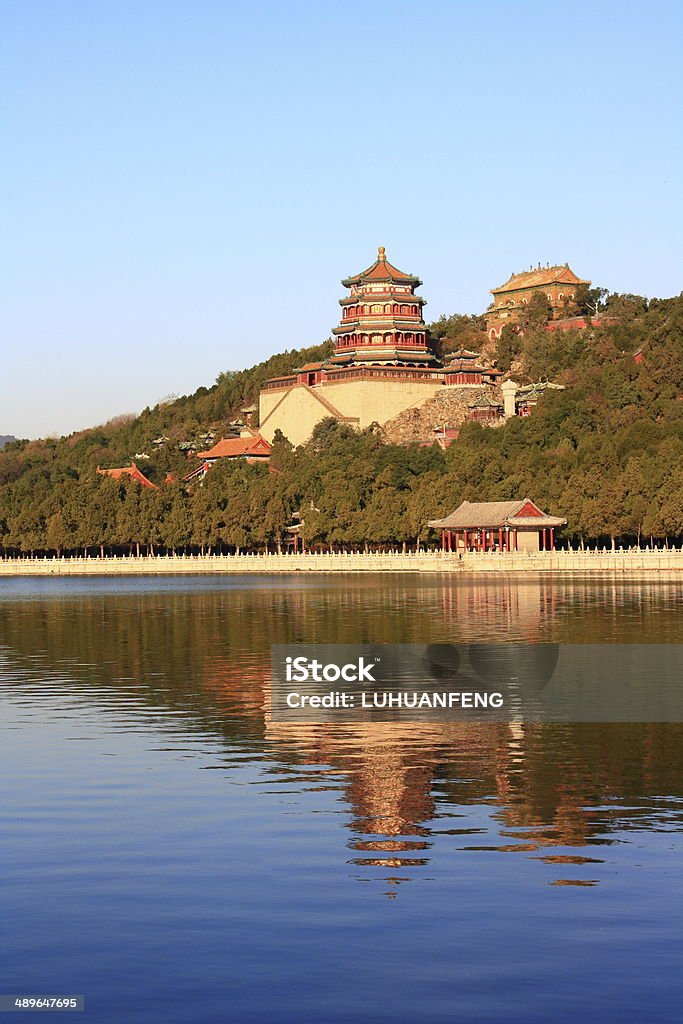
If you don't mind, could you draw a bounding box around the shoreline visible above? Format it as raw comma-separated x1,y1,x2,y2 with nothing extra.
1,550,682,576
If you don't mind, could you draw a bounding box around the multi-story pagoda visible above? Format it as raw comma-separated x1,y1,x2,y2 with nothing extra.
257,247,502,446
329,246,438,368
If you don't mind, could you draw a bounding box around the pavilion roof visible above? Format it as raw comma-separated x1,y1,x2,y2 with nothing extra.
517,381,565,399
491,264,590,295
445,347,482,360
468,394,502,409
342,247,421,287
428,499,567,530
447,358,488,372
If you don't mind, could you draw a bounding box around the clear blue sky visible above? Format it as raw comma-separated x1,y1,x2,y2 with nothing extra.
2,1,682,438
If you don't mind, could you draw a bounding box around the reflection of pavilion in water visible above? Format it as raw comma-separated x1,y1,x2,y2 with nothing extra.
269,577,568,644
437,580,558,640
201,651,683,894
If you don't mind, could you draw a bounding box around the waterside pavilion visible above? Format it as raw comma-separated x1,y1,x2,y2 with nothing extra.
429,499,567,552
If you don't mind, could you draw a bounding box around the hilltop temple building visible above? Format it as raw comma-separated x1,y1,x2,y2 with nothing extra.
258,248,499,445
484,263,590,341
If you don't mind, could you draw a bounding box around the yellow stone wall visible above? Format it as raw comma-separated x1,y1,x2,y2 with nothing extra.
258,385,349,446
258,377,442,445
322,378,441,427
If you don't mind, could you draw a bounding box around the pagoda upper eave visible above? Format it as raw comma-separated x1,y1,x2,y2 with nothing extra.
342,272,421,288
338,293,427,306
332,319,428,335
328,349,440,365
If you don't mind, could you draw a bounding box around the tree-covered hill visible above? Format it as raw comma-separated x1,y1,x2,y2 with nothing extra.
1,291,682,554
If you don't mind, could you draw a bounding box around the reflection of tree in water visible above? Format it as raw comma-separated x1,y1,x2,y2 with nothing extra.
2,579,683,896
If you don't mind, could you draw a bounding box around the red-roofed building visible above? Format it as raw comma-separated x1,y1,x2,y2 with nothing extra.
97,463,157,489
183,436,272,483
429,499,567,553
196,436,272,462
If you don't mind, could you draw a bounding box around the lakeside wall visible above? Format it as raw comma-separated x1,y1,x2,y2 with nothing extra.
1,549,683,575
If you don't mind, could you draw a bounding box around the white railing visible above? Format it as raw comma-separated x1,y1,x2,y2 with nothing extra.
0,547,681,575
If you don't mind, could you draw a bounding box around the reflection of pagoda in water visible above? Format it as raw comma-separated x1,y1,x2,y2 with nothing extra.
2,582,683,894
202,649,674,893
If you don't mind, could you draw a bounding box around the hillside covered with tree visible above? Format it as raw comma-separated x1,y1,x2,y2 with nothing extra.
1,290,682,554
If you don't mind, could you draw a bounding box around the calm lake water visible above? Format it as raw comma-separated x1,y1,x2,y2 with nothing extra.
2,575,682,1023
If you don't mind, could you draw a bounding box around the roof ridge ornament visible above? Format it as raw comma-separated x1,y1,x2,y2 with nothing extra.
378,245,386,262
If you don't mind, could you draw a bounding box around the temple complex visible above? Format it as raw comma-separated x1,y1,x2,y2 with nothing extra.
259,248,501,446
484,263,590,341
256,249,576,447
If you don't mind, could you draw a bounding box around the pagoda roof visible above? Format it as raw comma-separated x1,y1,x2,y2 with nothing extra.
328,348,439,366
342,247,421,287
429,499,567,530
491,264,590,295
339,292,426,305
332,319,427,334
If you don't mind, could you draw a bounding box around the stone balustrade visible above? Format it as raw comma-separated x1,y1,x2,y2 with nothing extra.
0,548,681,575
